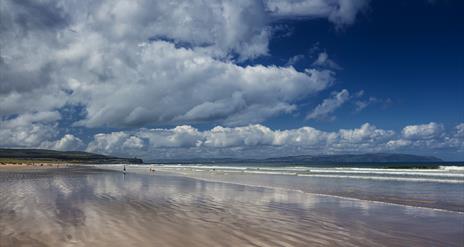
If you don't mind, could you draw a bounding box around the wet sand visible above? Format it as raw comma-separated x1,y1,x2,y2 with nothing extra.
0,167,463,246
153,166,464,212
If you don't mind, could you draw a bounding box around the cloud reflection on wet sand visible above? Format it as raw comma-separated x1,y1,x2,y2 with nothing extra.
0,168,462,247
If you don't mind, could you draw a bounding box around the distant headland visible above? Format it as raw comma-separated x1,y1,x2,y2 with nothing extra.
0,148,143,164
151,153,449,168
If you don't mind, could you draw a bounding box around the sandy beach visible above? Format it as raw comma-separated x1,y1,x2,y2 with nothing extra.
0,162,69,170
1,166,463,247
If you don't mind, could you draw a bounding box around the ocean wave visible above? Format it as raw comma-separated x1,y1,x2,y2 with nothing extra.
296,174,464,184
156,165,464,178
439,166,464,171
238,170,463,183
295,169,464,178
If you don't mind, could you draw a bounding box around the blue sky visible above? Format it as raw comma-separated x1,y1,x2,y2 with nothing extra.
260,0,464,131
0,0,463,160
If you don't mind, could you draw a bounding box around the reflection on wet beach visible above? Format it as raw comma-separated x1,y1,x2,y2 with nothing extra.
1,167,463,247
153,165,464,212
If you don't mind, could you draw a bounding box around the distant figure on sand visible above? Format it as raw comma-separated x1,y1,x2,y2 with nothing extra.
149,166,156,173
123,165,126,174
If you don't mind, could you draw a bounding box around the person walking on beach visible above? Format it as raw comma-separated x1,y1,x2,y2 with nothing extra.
123,165,126,174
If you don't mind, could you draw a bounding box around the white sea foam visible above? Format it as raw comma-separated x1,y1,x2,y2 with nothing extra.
298,169,464,178
439,166,464,171
230,170,463,183
154,164,464,184
296,174,464,184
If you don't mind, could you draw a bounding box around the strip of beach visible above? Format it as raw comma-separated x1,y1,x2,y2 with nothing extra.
0,160,72,170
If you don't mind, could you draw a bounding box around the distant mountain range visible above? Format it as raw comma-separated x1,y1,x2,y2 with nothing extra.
0,148,143,164
264,153,443,163
151,153,444,165
0,149,447,166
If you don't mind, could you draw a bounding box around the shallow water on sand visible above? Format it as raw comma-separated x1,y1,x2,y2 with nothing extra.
154,165,464,212
1,167,463,247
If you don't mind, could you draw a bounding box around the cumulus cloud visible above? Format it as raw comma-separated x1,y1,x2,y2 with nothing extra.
1,0,369,129
0,112,85,151
0,113,459,159
0,112,60,148
384,122,464,155
86,132,137,155
203,125,275,147
454,123,464,137
402,122,445,140
85,122,461,160
0,0,71,116
69,41,334,127
84,123,367,158
138,125,203,148
307,89,350,120
386,139,412,149
338,123,394,143
3,0,458,160
449,123,464,152
49,134,84,151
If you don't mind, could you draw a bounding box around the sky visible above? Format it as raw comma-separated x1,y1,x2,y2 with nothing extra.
0,0,463,161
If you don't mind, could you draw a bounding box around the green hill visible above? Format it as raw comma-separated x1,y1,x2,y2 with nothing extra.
0,148,143,164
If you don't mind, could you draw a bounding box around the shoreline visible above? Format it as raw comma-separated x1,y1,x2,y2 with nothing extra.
147,166,464,213
162,170,464,214
0,162,71,170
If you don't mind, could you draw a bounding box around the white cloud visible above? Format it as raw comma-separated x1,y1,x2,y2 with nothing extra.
122,136,145,150
286,54,305,66
0,114,458,158
2,0,459,160
86,132,132,154
0,124,56,148
0,111,61,128
87,122,463,159
455,123,464,137
0,112,87,151
354,100,369,112
307,89,350,120
441,123,464,153
1,0,368,129
65,41,334,127
86,0,272,61
312,52,342,70
138,125,203,148
402,122,444,140
339,123,394,143
0,112,60,148
274,126,338,146
386,139,412,149
265,0,369,27
204,125,275,147
352,90,392,113
354,96,381,112
86,122,449,159
49,134,84,151
385,123,464,154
